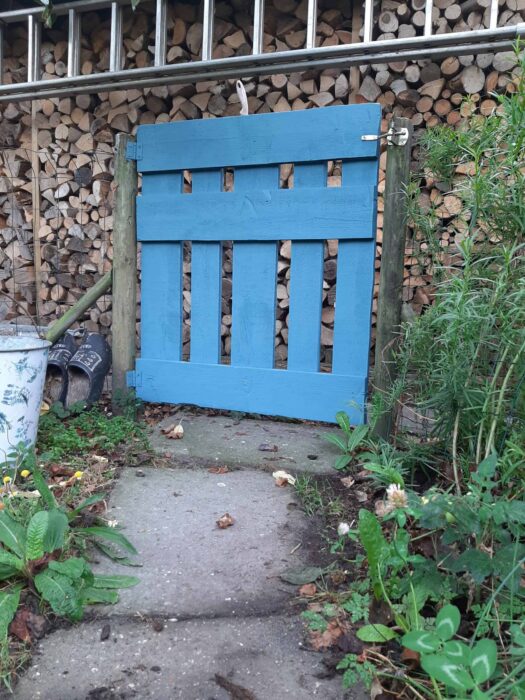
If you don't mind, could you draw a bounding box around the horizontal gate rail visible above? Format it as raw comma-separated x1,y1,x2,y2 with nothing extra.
0,0,523,102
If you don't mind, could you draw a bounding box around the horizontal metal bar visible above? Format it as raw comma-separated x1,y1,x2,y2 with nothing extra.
0,0,131,23
0,24,522,102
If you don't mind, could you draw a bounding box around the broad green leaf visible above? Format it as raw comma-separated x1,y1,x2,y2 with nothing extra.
79,526,137,555
80,587,119,605
470,639,497,684
68,493,107,520
25,511,49,561
279,566,324,585
0,586,22,639
323,433,348,452
421,654,474,692
471,690,491,700
435,604,461,641
94,541,142,567
358,509,387,598
356,624,398,643
335,411,351,434
476,453,497,478
334,454,352,471
31,464,57,510
48,557,89,580
443,640,470,665
402,630,441,654
92,574,139,590
0,550,24,575
34,569,82,622
348,425,369,452
43,510,69,553
449,550,493,584
0,512,26,557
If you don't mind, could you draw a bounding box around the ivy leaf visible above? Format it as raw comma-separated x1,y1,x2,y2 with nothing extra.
435,604,461,641
356,624,398,643
402,630,441,654
470,639,497,684
421,654,474,692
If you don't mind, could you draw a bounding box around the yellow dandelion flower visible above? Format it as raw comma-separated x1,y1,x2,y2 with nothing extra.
20,470,31,478
74,471,83,480
2,476,11,484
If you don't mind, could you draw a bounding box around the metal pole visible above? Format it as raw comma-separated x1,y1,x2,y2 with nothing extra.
202,0,215,61
67,9,81,77
27,15,41,83
0,24,4,85
424,0,433,36
489,0,498,29
110,1,123,72
154,0,167,66
112,134,138,413
373,117,413,441
253,0,264,54
363,0,374,44
306,0,318,49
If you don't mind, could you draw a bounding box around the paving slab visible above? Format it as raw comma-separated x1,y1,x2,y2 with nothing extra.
96,468,327,617
12,615,363,700
151,414,341,475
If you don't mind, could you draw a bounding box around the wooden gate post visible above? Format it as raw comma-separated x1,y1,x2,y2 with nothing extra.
373,116,413,440
112,133,138,414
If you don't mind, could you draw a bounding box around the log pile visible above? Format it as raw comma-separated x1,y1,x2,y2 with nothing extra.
0,0,523,363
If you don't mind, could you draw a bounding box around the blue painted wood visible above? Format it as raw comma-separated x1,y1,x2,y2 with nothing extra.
287,163,326,372
133,105,382,423
190,170,223,364
137,185,376,242
332,159,380,380
133,358,366,424
135,104,382,172
231,165,278,369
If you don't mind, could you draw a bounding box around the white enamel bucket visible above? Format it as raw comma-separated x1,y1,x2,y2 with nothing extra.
0,335,51,465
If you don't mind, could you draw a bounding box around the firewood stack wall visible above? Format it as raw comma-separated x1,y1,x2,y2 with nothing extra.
0,0,523,365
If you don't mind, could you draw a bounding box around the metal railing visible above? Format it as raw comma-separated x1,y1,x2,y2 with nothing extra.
0,0,523,101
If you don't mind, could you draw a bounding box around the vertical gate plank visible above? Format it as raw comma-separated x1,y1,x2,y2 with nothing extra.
231,165,278,369
332,159,378,381
141,173,184,360
287,163,325,372
190,170,223,364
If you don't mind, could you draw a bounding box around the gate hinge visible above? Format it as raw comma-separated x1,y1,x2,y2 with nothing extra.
126,142,143,161
361,127,409,146
126,369,141,388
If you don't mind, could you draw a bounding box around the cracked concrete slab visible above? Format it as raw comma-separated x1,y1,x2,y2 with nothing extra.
12,615,364,700
151,414,341,474
95,468,327,617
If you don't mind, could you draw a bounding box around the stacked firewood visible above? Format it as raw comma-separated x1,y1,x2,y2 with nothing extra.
0,0,522,362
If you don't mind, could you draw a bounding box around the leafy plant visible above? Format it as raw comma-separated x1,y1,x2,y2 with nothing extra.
324,411,374,470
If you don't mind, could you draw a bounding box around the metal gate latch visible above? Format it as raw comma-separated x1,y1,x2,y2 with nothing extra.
361,127,409,146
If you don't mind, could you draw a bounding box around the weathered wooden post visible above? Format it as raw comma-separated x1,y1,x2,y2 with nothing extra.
112,133,138,414
373,117,413,440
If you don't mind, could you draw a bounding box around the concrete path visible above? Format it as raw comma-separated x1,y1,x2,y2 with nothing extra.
12,416,362,700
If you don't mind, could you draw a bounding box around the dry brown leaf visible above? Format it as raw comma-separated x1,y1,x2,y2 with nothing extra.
162,423,184,439
401,646,420,670
309,619,343,651
370,677,384,700
340,476,355,488
274,477,288,487
298,583,317,597
355,490,368,502
216,512,235,529
208,466,230,474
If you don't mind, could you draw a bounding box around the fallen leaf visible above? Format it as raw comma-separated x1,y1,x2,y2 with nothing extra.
374,500,388,517
309,619,343,651
9,608,45,644
214,674,257,700
401,646,420,670
208,466,229,474
298,583,317,597
340,476,355,488
48,465,75,478
162,423,184,439
280,566,324,585
370,677,384,700
258,443,278,452
355,490,368,502
100,623,111,641
272,470,296,486
216,512,235,529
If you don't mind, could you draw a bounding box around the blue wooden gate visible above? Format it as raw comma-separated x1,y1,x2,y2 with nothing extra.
128,104,381,423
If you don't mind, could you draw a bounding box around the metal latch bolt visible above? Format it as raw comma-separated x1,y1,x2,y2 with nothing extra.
361,127,409,146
